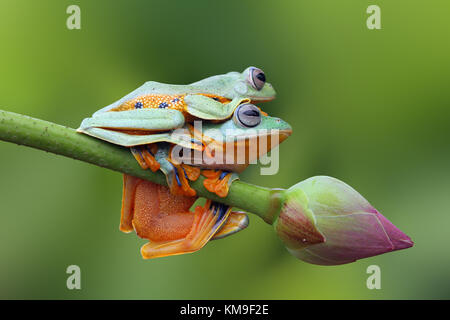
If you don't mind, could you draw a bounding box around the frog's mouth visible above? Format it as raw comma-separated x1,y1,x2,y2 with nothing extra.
249,95,276,103
232,128,291,146
201,93,274,104
277,128,292,142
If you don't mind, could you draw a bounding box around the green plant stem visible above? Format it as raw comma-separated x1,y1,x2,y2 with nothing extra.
0,110,283,224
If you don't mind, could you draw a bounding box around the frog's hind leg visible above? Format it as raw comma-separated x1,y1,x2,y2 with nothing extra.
120,174,232,259
120,174,141,233
211,211,249,240
140,200,232,259
120,174,196,239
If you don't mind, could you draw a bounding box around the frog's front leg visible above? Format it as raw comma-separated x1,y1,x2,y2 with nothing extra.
202,170,238,198
185,95,250,120
77,108,186,147
152,144,200,197
120,175,232,259
130,144,160,172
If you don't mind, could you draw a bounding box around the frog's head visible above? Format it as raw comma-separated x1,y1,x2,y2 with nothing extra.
199,103,292,171
191,67,276,103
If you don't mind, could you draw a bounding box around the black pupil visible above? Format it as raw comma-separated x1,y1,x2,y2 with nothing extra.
243,109,260,117
256,72,266,83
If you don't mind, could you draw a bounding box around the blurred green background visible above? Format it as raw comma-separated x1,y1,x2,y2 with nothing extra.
0,0,449,299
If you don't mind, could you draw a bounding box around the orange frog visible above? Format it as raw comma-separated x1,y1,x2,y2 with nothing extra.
78,67,292,258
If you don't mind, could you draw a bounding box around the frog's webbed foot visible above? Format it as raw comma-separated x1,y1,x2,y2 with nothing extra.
121,175,247,259
141,200,232,259
147,144,201,197
130,145,160,172
202,170,237,198
211,211,249,240
167,159,200,197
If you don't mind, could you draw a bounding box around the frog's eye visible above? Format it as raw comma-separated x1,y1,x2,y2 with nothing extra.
234,103,261,128
247,67,266,91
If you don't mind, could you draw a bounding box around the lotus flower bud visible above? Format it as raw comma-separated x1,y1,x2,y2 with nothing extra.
274,176,413,265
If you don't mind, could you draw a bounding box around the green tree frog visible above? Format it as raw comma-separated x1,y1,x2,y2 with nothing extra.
78,67,292,259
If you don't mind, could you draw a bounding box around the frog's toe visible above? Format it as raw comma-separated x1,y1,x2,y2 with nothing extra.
212,211,249,240
184,201,231,249
215,173,232,198
130,147,148,170
181,164,201,181
142,145,161,172
167,160,197,197
202,170,235,198
131,145,160,172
